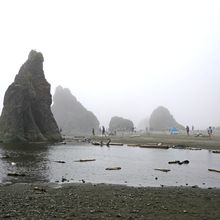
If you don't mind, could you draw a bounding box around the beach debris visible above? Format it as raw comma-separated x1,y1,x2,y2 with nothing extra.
154,168,171,172
91,141,104,146
127,144,139,147
192,185,199,188
11,162,16,166
105,167,121,171
178,160,189,165
194,133,204,137
106,139,111,147
212,150,220,154
168,160,180,164
54,160,66,163
189,147,202,150
208,168,220,173
91,140,122,146
109,143,123,146
168,160,189,165
92,141,101,146
155,177,158,180
139,144,169,149
7,172,26,177
1,154,10,159
75,159,96,162
161,205,167,210
82,179,86,183
173,144,188,149
33,186,46,192
61,177,68,182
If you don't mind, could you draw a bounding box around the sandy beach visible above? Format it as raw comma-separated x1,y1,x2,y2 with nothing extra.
89,132,220,150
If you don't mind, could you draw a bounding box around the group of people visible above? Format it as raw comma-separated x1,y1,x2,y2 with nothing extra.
92,126,106,136
185,125,194,136
186,125,213,138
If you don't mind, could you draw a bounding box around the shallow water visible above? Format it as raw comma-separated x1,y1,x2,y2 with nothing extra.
0,143,220,188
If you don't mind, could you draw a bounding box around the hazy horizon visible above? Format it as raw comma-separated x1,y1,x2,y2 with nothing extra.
0,0,220,130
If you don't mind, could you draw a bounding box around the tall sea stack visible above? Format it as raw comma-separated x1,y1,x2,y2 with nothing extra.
52,86,99,135
149,106,184,131
109,116,134,132
0,50,62,143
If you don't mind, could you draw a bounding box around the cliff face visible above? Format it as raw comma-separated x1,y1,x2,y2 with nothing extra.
0,50,62,143
109,116,134,132
51,86,99,135
149,106,184,131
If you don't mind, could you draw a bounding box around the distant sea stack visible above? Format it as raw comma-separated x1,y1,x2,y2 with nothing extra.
51,86,99,135
137,117,149,131
149,106,184,131
109,116,134,132
0,50,62,143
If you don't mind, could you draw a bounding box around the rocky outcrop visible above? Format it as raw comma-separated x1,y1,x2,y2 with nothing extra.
51,86,99,135
149,106,184,131
0,50,62,143
109,116,134,132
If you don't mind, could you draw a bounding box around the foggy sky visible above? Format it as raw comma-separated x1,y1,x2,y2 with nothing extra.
0,0,220,129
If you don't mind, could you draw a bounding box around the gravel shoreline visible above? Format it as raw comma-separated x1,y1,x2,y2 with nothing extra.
1,182,220,219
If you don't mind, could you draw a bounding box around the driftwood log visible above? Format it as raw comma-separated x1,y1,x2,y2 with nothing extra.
75,159,96,162
208,168,220,173
105,167,121,170
154,168,171,172
212,150,220,154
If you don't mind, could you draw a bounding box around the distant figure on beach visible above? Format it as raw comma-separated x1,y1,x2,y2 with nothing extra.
208,126,213,139
192,125,194,132
92,128,95,136
186,126,190,136
102,126,105,136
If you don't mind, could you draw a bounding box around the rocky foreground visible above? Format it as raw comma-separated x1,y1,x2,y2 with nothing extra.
0,183,219,219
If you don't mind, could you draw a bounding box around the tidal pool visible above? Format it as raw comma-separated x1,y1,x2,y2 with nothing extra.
0,143,219,188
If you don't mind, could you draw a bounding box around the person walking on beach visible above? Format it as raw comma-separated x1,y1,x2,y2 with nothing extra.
92,128,95,136
186,126,190,136
208,126,213,139
102,126,105,136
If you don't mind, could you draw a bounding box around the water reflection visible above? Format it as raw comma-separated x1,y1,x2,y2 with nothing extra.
0,143,50,184
47,144,220,188
0,143,220,188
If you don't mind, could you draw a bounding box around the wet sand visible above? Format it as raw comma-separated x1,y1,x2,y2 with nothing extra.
0,182,220,219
